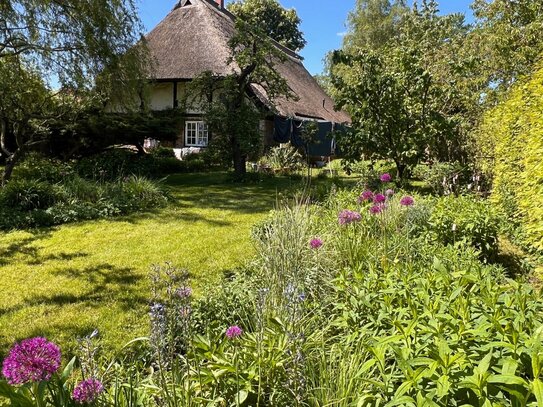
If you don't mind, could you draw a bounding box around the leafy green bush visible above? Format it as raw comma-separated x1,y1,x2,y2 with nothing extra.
412,162,473,195
259,145,303,173
324,250,543,406
12,152,74,183
76,149,150,180
0,155,169,229
0,179,61,211
477,63,543,252
428,195,499,260
149,146,175,159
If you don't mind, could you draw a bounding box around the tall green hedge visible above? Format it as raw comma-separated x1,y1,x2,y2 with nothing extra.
477,64,543,252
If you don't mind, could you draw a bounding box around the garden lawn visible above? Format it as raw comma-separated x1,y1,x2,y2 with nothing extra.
0,172,309,355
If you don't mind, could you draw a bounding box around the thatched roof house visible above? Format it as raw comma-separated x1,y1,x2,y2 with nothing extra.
145,0,350,150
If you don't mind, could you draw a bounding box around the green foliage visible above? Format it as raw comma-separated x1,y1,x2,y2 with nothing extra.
428,195,499,261
227,0,306,51
477,63,543,252
1,183,541,406
0,0,150,183
471,0,543,94
331,1,478,177
259,145,303,173
190,17,293,175
0,155,168,229
0,179,61,211
12,153,75,183
343,0,408,51
192,270,257,336
412,162,473,196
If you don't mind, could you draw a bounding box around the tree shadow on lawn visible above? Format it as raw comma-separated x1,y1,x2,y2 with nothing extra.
163,172,302,213
0,263,148,318
0,230,53,266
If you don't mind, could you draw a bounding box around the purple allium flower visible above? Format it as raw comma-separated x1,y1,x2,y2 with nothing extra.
310,238,323,249
176,286,192,299
373,193,386,203
380,173,392,183
400,196,415,206
357,190,374,203
226,325,243,339
2,337,61,385
338,209,362,225
369,205,384,215
72,378,104,404
385,189,394,196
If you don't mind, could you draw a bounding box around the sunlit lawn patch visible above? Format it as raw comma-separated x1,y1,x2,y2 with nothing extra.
0,172,340,354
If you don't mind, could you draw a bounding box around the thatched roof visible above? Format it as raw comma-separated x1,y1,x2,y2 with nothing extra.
145,0,350,123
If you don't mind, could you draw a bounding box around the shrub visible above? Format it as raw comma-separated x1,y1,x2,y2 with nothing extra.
116,176,168,212
76,149,149,181
476,63,543,252
0,179,60,211
412,161,474,195
260,145,303,173
428,195,499,261
150,146,175,159
12,152,75,183
0,155,169,229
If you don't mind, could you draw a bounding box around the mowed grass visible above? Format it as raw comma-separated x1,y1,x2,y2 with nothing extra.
0,172,309,355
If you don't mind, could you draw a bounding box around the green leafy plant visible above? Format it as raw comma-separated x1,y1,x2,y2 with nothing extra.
428,195,500,261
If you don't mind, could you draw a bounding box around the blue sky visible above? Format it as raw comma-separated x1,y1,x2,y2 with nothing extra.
137,0,474,75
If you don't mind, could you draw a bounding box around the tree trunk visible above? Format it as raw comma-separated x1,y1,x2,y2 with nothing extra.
231,136,246,176
135,142,146,155
395,159,407,180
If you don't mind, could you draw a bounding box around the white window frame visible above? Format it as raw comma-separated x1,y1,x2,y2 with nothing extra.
185,121,209,147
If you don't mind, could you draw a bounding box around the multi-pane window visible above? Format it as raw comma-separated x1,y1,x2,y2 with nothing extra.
185,121,209,147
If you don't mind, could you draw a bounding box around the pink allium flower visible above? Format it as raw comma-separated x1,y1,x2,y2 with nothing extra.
310,238,323,249
385,189,394,196
226,325,243,339
73,378,104,404
380,173,392,182
369,205,384,215
338,209,362,225
2,337,61,385
373,193,386,203
400,196,415,206
358,190,374,203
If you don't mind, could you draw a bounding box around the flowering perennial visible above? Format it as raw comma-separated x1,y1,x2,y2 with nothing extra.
358,190,374,203
226,325,243,339
72,378,104,404
2,337,61,385
386,189,394,196
380,173,392,182
400,196,415,206
370,205,384,215
338,210,362,225
310,238,323,249
373,193,386,204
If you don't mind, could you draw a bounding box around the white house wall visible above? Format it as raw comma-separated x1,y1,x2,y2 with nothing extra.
149,83,175,110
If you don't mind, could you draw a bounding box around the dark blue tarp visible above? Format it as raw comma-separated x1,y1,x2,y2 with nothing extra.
273,116,291,143
273,117,343,157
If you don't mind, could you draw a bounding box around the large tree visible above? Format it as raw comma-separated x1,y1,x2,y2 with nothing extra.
227,0,306,51
471,0,543,94
331,0,475,177
343,0,408,52
190,19,293,176
0,0,149,183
